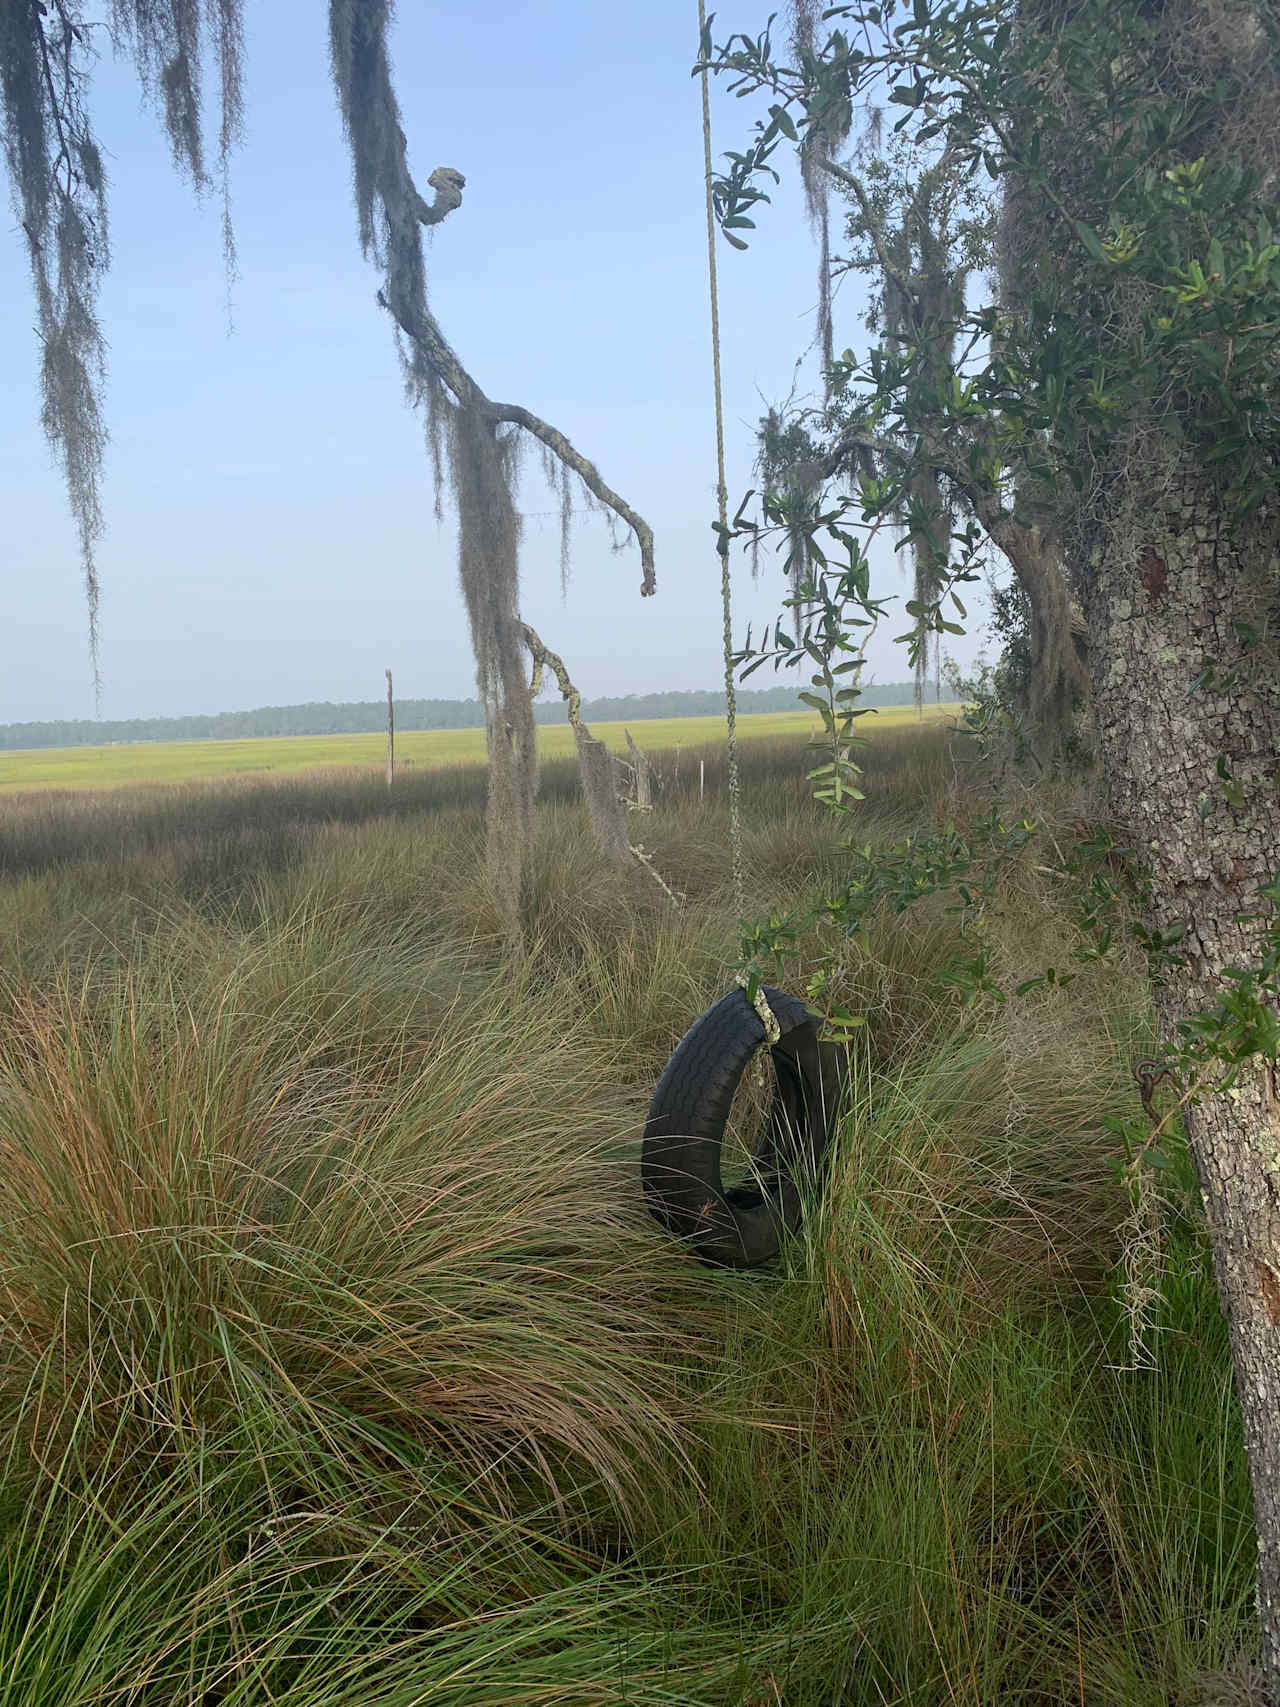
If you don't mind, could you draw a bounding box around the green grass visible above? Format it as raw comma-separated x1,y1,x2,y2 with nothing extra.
0,725,1257,1704
0,703,959,793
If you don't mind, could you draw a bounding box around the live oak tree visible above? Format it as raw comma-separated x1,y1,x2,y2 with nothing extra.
834,129,1093,740
705,0,1280,1686
749,21,1092,749
757,121,998,715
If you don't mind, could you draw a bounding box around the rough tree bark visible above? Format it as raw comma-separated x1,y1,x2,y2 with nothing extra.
999,0,1280,1668
1080,452,1280,1682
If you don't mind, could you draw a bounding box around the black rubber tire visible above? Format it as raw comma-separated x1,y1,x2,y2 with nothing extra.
641,984,839,1268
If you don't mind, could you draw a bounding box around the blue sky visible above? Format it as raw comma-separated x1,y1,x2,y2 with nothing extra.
1,1,988,723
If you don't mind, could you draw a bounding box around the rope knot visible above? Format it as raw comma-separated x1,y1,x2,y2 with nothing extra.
736,970,781,1047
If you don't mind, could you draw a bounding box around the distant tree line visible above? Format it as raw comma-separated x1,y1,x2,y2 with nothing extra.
0,682,932,752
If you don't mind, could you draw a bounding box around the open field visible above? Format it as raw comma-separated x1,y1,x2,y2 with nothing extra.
0,702,959,793
0,725,1254,1705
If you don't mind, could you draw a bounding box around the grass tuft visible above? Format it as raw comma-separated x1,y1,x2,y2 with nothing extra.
0,725,1256,1703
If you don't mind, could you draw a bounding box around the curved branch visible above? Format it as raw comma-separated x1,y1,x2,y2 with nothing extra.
377,162,656,598
522,622,678,899
520,623,582,725
490,404,655,594
415,164,465,226
827,420,1033,562
829,419,1044,571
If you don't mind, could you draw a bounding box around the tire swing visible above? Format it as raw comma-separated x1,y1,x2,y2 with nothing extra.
639,14,838,1268
642,986,838,1267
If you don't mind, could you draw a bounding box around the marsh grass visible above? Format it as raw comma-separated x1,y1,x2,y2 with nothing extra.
0,729,1256,1703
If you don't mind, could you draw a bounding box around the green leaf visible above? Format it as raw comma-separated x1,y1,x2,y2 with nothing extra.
1074,220,1108,264
769,103,798,142
829,1005,865,1025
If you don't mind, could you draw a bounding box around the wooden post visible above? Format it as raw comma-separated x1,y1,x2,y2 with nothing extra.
385,668,394,788
699,759,705,802
624,728,651,810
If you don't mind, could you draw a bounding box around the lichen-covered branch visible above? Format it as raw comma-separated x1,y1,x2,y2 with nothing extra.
520,623,631,870
490,403,655,596
370,181,656,598
329,0,657,946
330,4,653,594
521,623,677,901
623,728,652,811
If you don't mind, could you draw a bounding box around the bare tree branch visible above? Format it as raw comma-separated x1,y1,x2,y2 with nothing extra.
521,622,663,885
415,163,465,226
375,162,656,597
491,404,656,593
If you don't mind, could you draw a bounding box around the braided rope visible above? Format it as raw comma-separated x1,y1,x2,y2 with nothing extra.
735,969,782,1047
697,0,745,923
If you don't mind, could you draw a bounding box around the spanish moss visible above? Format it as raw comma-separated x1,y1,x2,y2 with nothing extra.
329,0,655,944
2,0,244,707
449,402,535,942
756,406,826,605
790,0,849,386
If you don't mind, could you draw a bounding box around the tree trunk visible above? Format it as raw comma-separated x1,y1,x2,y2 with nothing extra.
624,728,652,811
1083,445,1280,1686
1021,539,1087,755
981,506,1092,763
448,405,536,950
520,624,637,873
836,424,1094,762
